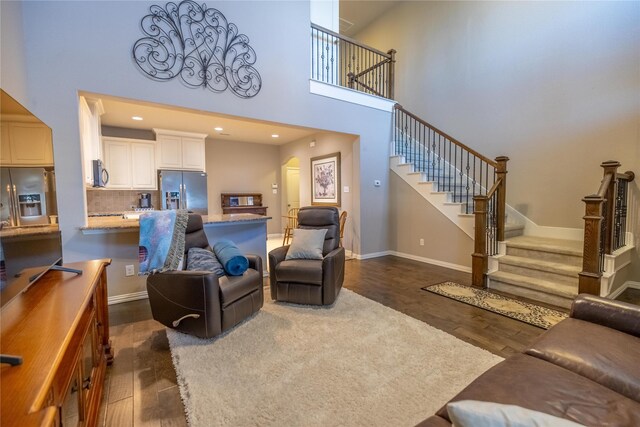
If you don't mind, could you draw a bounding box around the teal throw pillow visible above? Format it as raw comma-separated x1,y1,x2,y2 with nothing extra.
285,228,328,260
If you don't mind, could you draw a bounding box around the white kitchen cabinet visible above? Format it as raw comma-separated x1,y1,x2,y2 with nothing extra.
155,134,182,169
0,122,53,166
0,123,10,164
103,139,131,189
103,137,157,190
154,129,207,171
79,97,104,185
130,142,156,189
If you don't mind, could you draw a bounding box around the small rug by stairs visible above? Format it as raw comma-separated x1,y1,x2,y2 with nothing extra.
423,282,568,329
166,289,502,426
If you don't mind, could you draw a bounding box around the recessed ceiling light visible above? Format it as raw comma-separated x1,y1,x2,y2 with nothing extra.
214,127,223,131
131,116,143,121
271,134,279,138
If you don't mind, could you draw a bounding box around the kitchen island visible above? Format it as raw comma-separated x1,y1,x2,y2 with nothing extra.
80,213,271,276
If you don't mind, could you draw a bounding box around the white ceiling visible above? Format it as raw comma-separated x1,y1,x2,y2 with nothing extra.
95,94,320,145
340,1,400,37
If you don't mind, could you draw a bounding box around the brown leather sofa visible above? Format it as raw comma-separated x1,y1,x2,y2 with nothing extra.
268,206,345,305
418,294,640,426
147,214,263,339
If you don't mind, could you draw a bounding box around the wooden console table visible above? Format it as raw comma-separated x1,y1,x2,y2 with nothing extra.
221,193,268,216
0,259,112,427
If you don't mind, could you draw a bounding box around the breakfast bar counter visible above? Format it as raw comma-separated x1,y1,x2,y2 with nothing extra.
81,213,271,232
80,213,271,274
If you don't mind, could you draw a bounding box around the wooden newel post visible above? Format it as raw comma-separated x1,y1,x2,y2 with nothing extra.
579,194,604,295
387,49,396,100
600,160,620,255
495,156,509,242
472,195,488,288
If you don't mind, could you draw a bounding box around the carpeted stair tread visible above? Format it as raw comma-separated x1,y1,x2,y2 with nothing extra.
506,236,583,256
498,255,581,277
489,271,578,298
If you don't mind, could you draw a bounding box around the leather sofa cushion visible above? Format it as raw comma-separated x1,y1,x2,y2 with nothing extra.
275,259,323,285
435,353,640,426
525,317,640,402
218,269,261,308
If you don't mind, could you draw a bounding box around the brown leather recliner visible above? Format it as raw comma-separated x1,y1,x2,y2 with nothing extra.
146,214,263,339
268,206,345,305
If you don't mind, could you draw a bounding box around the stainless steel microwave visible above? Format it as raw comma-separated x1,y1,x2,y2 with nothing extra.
92,159,109,187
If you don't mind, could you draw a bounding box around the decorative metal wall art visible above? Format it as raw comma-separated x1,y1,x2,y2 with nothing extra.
133,1,262,98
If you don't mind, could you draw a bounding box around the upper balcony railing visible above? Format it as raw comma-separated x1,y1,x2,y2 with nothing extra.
310,23,396,100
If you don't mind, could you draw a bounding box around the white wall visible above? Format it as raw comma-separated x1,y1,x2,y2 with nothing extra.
4,1,392,297
356,1,639,229
279,131,358,252
205,139,281,234
0,1,29,103
356,0,640,279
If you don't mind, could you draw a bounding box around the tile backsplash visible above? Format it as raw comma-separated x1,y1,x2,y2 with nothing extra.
86,189,160,214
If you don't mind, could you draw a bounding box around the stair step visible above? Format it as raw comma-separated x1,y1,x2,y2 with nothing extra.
488,271,577,309
504,224,525,238
497,255,580,286
505,236,582,267
489,271,577,298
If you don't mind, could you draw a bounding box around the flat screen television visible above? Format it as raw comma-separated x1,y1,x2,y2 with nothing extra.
0,231,64,308
0,89,68,309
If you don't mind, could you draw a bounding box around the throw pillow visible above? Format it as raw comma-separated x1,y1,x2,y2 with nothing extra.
447,400,585,427
186,247,225,277
211,239,249,276
285,228,328,260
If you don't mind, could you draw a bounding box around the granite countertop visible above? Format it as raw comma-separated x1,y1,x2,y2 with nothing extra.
81,213,271,231
0,224,60,239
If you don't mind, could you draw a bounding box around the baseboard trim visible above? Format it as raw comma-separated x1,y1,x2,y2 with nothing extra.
108,290,148,305
607,281,640,300
353,250,392,260
388,251,472,273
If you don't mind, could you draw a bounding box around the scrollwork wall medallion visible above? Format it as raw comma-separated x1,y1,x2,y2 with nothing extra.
133,1,262,98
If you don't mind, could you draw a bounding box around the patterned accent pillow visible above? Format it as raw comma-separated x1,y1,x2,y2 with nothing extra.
186,247,225,277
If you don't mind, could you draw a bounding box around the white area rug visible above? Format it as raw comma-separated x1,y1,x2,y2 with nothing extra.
167,289,502,426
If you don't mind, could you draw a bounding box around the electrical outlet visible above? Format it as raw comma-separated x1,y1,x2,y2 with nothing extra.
125,265,135,276
419,238,425,246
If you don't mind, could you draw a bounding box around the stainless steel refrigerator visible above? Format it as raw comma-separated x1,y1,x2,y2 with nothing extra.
1,167,57,226
158,170,208,215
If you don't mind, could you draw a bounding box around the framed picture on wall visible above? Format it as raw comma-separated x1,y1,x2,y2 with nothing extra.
311,152,341,207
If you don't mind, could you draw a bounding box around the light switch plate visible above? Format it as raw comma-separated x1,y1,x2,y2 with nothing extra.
272,189,278,194
343,186,349,193
125,265,135,276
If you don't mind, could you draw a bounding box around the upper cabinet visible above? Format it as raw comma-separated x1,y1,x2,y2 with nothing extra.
154,129,207,171
103,137,157,190
79,97,105,186
0,121,53,166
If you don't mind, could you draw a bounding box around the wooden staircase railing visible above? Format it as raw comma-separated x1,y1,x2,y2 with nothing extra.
392,105,508,288
311,24,396,99
579,161,635,295
472,157,509,287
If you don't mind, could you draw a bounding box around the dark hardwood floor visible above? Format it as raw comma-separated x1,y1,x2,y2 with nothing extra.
99,256,547,426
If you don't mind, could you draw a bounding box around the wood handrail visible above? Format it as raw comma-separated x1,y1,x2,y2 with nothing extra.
617,171,635,182
348,75,386,98
394,104,498,168
485,177,503,199
595,173,613,198
310,23,392,58
350,58,391,79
